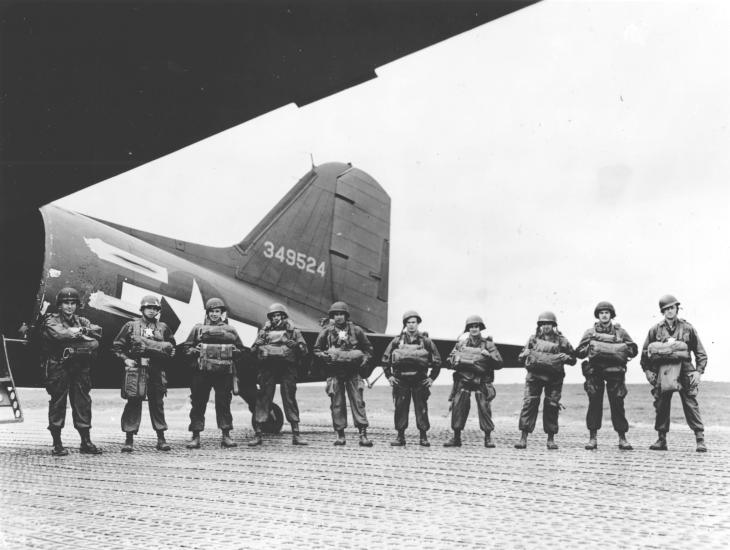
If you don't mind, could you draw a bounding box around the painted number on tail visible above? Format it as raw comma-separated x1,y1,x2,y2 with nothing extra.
262,241,326,277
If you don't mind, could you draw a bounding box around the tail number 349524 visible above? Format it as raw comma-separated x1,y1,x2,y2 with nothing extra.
262,241,326,277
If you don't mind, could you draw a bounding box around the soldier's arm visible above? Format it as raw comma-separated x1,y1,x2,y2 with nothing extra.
640,328,654,370
356,328,374,363
313,330,329,356
689,326,708,374
425,336,442,380
293,328,309,355
251,329,267,353
181,326,200,356
485,339,503,369
575,329,593,359
517,337,533,364
560,338,577,366
231,329,248,356
380,337,400,378
79,317,102,340
42,316,82,341
619,328,639,359
110,322,133,362
447,342,460,368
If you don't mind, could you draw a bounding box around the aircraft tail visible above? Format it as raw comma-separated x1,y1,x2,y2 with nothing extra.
234,162,390,331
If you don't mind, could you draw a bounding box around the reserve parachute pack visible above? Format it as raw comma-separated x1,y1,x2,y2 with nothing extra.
198,343,235,373
587,330,631,365
524,338,563,375
122,363,148,400
258,330,296,363
647,341,690,364
326,347,365,369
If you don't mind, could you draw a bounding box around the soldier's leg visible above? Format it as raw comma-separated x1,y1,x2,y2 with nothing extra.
585,374,605,432
213,372,234,431
543,378,563,435
678,372,704,433
254,369,277,425
411,380,431,433
188,372,212,433
148,384,168,433
344,374,369,428
68,364,92,430
475,383,495,434
654,391,673,433
451,383,471,431
393,382,412,432
279,367,301,424
121,398,144,434
518,376,542,434
326,377,348,431
605,373,629,434
45,362,70,432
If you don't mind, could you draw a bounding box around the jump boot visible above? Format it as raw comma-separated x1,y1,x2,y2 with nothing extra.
50,428,68,457
186,430,201,449
443,429,462,447
419,430,430,447
390,429,406,446
695,430,707,453
514,431,528,449
334,429,346,446
358,427,373,447
484,432,496,448
585,430,598,450
546,433,558,450
221,429,237,448
78,428,102,455
291,422,308,445
121,432,134,453
617,431,633,451
649,431,667,451
156,430,171,451
248,427,263,447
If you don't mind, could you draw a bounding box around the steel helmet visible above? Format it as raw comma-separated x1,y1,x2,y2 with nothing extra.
328,301,350,318
56,287,80,306
593,301,616,319
402,310,422,325
140,295,161,310
464,314,486,332
267,303,289,320
205,297,227,312
537,311,558,325
659,294,680,311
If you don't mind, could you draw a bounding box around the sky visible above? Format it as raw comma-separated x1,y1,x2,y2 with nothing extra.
55,0,730,384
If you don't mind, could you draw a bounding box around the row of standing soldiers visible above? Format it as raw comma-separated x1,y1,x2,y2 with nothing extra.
40,289,708,455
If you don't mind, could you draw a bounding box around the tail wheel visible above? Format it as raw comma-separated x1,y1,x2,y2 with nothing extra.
254,403,284,434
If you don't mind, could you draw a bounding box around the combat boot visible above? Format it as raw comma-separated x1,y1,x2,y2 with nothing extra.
358,427,373,447
291,423,308,445
695,431,707,453
248,430,263,447
484,432,496,448
617,431,633,451
585,430,597,450
186,431,201,449
390,430,406,446
443,430,462,447
514,431,528,449
419,430,430,447
121,432,134,453
156,430,171,451
546,433,558,450
334,429,346,446
50,428,68,457
78,429,102,455
649,431,667,451
221,429,237,448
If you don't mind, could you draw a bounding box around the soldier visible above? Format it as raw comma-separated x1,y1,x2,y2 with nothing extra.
313,301,374,446
576,301,638,450
381,310,442,447
182,297,247,449
443,315,503,448
111,295,176,452
248,303,309,446
641,294,708,452
40,287,103,456
515,311,576,450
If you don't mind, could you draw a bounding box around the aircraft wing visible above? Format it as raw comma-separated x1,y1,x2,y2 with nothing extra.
0,0,542,222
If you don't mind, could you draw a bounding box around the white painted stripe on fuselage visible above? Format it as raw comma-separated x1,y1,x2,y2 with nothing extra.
84,237,168,283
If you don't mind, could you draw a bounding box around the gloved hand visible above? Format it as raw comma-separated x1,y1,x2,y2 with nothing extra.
360,356,369,369
124,359,137,368
557,353,571,363
388,376,399,387
421,377,433,388
644,370,657,385
284,339,298,349
480,349,490,357
688,371,701,387
254,337,266,347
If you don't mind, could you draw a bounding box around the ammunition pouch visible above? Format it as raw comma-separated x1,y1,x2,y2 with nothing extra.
197,343,234,374
122,364,149,400
647,341,690,364
326,347,365,369
657,362,682,394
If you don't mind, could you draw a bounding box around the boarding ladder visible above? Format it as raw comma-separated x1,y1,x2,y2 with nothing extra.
0,334,23,423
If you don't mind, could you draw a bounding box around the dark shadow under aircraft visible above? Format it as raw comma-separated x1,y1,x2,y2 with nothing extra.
1,162,522,430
